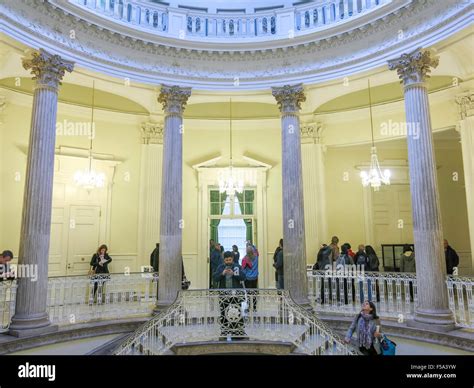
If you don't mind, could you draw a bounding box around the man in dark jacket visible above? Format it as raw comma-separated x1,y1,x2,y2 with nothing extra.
273,243,284,290
213,251,247,340
210,243,223,288
444,239,459,275
150,243,159,272
353,244,369,271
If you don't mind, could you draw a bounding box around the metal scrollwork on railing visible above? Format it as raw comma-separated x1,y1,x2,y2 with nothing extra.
115,288,357,355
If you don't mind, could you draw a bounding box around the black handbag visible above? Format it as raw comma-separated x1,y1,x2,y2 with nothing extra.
182,277,191,290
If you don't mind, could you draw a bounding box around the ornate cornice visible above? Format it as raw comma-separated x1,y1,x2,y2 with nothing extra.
455,91,474,120
0,0,471,89
140,121,164,144
157,85,192,115
272,84,306,114
388,48,439,87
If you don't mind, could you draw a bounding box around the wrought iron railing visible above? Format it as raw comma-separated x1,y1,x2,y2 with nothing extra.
307,270,474,329
115,289,357,355
66,0,391,40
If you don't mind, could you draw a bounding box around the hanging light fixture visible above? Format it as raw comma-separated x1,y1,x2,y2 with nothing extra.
360,79,391,191
218,98,244,196
73,80,106,191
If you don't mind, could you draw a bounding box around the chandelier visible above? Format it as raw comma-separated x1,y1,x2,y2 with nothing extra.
74,80,106,191
218,98,243,196
360,79,390,191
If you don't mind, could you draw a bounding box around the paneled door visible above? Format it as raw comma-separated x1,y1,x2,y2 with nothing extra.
66,205,102,276
372,184,413,260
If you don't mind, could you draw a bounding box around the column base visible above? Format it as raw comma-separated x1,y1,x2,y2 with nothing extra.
407,308,456,332
9,313,58,338
153,300,173,315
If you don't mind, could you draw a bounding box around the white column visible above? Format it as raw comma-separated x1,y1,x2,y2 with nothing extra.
301,123,328,262
137,122,164,270
389,49,455,330
9,50,73,336
272,84,309,307
155,85,191,310
455,92,474,272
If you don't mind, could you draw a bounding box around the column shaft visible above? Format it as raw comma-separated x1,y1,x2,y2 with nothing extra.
156,86,191,310
10,50,73,336
389,49,454,329
272,84,309,306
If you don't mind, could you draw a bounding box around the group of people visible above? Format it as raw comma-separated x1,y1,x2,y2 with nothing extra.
314,237,380,272
313,236,459,275
209,239,259,290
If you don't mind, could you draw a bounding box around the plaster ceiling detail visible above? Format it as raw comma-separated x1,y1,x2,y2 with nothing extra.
0,0,471,89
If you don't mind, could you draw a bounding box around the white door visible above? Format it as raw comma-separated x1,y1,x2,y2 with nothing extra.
66,205,102,276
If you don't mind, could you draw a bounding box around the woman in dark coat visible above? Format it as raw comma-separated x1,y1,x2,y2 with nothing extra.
90,244,112,274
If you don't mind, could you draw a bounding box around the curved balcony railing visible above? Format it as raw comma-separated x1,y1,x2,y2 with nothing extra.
0,272,157,332
66,0,392,41
2,270,472,334
307,270,474,329
115,289,357,355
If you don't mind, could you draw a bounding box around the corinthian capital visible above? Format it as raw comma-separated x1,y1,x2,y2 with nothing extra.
140,121,164,144
272,84,306,114
22,49,74,90
388,48,439,86
455,91,474,120
158,85,192,115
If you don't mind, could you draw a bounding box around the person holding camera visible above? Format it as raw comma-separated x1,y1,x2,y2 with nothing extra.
213,251,247,340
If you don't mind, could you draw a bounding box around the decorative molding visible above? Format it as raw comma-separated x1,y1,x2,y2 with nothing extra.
0,0,471,89
388,48,439,86
455,91,474,120
22,49,74,90
140,121,164,144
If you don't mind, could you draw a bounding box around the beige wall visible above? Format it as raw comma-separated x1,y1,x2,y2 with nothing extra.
1,81,472,282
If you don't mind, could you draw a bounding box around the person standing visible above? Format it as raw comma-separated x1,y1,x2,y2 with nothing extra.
329,236,340,263
0,250,14,281
400,244,416,302
89,244,112,301
150,243,160,272
213,251,247,340
365,245,380,272
232,245,240,264
365,245,380,302
444,239,459,275
354,245,369,271
273,240,284,289
242,245,259,289
273,239,283,288
210,243,223,288
344,301,382,355
400,244,415,273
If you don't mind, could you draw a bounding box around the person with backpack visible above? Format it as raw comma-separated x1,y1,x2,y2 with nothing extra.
344,300,382,355
336,243,354,304
365,245,380,271
314,244,332,304
353,245,370,303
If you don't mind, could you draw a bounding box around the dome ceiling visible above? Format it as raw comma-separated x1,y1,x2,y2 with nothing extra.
0,0,471,89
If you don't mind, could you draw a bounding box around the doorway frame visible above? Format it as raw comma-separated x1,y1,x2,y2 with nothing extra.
194,164,270,289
